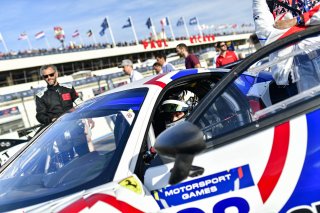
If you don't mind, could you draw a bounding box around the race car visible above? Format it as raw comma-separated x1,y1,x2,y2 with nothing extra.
0,125,41,167
0,27,320,212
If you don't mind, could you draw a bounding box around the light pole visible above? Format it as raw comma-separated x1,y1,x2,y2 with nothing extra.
20,93,31,127
30,86,36,100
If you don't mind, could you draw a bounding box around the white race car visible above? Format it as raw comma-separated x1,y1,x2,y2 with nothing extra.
1,27,320,212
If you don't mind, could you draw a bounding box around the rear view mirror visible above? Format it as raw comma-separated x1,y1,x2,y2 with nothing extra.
155,121,206,185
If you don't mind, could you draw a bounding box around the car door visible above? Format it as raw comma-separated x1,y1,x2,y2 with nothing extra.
144,26,320,213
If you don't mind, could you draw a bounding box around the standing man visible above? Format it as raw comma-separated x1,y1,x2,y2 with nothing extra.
36,64,82,126
36,64,94,161
119,59,144,82
253,0,320,92
215,41,239,68
153,62,163,74
155,52,176,73
176,43,201,69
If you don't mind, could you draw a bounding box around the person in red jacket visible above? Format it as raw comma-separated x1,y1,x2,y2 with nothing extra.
215,41,239,67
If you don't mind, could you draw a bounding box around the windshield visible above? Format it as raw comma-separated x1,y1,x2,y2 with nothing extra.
0,88,148,211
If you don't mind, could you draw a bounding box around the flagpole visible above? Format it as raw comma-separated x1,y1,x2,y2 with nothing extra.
129,16,139,45
79,34,84,46
196,17,203,37
45,36,51,49
107,16,116,47
92,32,97,45
167,16,176,41
103,33,109,44
26,36,33,50
150,18,157,39
182,17,190,38
0,32,9,53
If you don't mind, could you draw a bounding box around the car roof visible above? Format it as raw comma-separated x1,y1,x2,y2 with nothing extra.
100,68,230,96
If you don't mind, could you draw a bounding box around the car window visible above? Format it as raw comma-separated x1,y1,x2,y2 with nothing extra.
194,74,254,141
0,88,148,209
144,74,222,169
194,35,320,143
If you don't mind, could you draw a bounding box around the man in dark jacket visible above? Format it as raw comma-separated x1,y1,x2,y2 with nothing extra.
36,64,94,163
36,64,81,125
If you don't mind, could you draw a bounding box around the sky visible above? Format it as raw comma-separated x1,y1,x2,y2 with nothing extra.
0,0,253,52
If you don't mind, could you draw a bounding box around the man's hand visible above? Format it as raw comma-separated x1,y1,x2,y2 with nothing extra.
87,118,95,129
274,18,298,29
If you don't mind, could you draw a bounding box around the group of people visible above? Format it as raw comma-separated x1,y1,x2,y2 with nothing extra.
33,43,203,160
35,42,202,126
35,0,320,158
117,42,202,78
119,40,241,79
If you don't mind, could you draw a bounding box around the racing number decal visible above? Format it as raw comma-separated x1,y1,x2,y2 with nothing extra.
177,197,250,213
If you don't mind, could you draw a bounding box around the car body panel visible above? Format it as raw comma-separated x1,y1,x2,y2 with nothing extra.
144,115,308,212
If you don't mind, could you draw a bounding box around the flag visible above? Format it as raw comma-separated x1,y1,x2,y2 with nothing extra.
189,17,197,25
227,41,235,51
72,30,80,38
176,17,184,27
18,33,28,40
101,18,109,29
54,26,65,41
99,18,109,36
146,17,152,29
217,24,228,29
99,29,105,36
122,18,132,28
35,31,45,39
87,30,93,37
160,17,169,26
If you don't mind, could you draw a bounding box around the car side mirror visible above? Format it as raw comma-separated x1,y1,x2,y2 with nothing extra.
155,121,206,185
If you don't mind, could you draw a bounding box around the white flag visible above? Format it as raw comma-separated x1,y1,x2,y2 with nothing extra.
18,33,28,40
0,32,9,52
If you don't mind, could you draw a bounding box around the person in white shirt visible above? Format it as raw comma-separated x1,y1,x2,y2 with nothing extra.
253,0,320,92
155,53,176,73
119,59,144,82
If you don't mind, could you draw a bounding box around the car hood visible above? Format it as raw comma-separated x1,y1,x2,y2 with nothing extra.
12,174,159,213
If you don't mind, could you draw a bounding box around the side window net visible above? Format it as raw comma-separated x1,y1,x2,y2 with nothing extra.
195,83,253,141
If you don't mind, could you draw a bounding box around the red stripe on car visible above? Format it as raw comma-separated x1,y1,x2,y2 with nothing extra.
59,193,143,213
258,122,290,203
144,74,167,88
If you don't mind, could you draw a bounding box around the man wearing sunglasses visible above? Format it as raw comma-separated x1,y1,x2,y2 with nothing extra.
35,64,81,125
215,41,239,68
